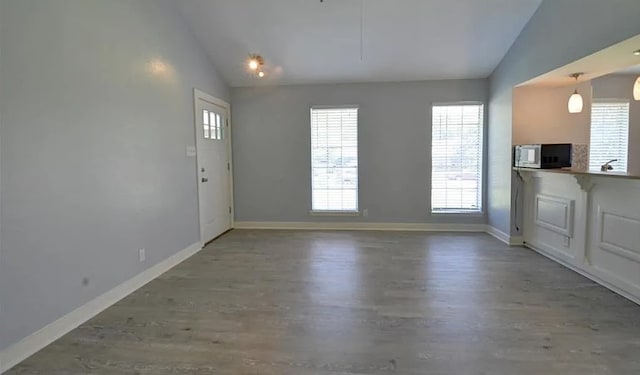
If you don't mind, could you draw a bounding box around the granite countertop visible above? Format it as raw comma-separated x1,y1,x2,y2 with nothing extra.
513,167,640,180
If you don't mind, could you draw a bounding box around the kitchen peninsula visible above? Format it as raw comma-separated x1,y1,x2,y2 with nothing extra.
517,167,640,304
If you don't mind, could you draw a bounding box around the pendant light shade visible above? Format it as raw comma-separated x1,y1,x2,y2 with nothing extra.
634,76,640,101
567,73,584,113
568,89,584,113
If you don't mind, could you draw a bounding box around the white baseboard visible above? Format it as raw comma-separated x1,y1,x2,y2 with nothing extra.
0,241,203,374
486,226,524,246
234,222,525,246
510,236,525,246
234,221,487,232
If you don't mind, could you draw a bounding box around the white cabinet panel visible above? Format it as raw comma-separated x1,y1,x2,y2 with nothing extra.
520,170,640,305
522,173,582,263
535,194,574,237
598,210,640,263
586,182,640,299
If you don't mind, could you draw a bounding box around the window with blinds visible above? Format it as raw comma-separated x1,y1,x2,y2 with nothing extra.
431,103,483,213
589,100,629,173
311,107,358,212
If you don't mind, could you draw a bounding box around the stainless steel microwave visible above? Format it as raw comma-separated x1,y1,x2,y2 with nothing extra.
514,144,572,169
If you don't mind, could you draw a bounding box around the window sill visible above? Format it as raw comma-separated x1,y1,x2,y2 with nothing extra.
431,210,484,216
309,210,360,217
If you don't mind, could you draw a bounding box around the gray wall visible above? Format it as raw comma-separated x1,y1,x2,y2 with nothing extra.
231,80,488,224
0,0,229,351
488,0,640,235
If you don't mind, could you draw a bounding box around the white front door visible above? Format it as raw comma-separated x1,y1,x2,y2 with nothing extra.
195,90,232,244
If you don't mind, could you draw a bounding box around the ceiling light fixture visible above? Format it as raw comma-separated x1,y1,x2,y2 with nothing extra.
634,49,640,56
248,55,262,70
247,54,265,73
247,54,266,78
568,73,584,113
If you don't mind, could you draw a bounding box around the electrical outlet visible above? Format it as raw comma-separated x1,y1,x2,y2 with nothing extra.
563,236,570,247
139,248,146,262
186,145,197,157
362,209,369,217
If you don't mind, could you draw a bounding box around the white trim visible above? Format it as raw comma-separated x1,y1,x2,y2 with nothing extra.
233,222,528,245
227,108,235,227
193,88,234,244
234,221,487,232
430,102,484,213
0,242,203,374
510,236,525,246
309,210,360,217
431,101,484,106
310,105,359,110
431,211,484,216
309,106,360,214
534,194,575,237
525,243,640,306
193,88,229,109
486,226,525,246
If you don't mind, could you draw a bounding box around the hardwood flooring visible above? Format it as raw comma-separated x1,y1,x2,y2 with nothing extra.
7,230,640,374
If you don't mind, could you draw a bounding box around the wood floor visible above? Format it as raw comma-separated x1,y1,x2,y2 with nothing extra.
7,230,640,374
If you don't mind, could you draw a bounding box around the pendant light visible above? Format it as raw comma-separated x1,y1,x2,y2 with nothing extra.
568,73,584,113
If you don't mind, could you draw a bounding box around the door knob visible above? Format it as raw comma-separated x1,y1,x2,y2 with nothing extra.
202,177,208,183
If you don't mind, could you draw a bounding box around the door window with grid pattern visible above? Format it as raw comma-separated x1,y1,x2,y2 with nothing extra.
203,109,223,140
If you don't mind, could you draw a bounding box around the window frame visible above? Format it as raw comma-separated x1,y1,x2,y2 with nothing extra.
202,109,224,141
309,105,360,215
589,99,629,173
430,101,485,215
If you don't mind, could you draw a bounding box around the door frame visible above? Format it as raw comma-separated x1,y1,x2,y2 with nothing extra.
193,88,234,245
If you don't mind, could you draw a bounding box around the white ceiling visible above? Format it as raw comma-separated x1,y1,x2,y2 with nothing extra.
175,0,542,87
617,64,640,75
520,34,640,87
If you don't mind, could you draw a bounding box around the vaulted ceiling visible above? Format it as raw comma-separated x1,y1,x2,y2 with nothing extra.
175,0,542,87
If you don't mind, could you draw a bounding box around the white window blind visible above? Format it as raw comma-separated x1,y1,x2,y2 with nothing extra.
589,100,629,173
431,104,483,212
311,107,358,212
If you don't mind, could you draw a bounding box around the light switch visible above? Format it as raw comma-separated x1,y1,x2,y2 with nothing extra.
186,145,197,157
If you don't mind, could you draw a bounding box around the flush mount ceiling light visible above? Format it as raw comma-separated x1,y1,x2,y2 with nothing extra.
568,73,584,113
247,54,265,78
634,49,640,56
